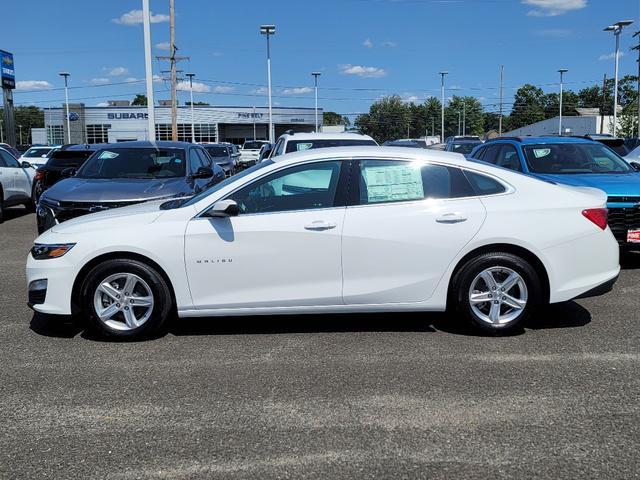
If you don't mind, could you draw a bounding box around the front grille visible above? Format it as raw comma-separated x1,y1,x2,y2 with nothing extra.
28,289,46,305
608,206,640,242
46,201,139,224
607,196,640,204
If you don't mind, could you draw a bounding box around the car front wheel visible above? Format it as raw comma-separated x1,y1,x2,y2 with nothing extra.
81,259,173,339
452,252,542,333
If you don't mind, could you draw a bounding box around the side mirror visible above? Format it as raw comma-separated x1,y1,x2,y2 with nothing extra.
260,146,273,161
21,161,32,169
205,199,239,217
192,166,213,179
630,161,640,172
61,167,77,178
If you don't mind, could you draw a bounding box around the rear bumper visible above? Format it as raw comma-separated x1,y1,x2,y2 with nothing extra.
574,274,618,299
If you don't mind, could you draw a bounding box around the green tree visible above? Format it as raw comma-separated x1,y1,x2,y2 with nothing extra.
482,112,506,134
354,96,411,143
543,90,579,119
131,94,148,106
443,96,484,137
508,84,546,130
323,111,350,126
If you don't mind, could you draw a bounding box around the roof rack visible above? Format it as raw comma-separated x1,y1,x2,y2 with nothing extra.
484,136,525,143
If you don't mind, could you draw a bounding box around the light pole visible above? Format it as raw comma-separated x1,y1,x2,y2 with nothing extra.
457,110,461,136
260,24,276,143
18,125,23,145
312,72,321,132
186,73,196,143
439,71,448,143
59,72,71,143
558,68,568,135
462,101,466,135
142,0,156,141
604,20,634,136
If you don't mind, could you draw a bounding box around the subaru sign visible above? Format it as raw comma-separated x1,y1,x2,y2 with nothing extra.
68,112,79,121
0,50,15,89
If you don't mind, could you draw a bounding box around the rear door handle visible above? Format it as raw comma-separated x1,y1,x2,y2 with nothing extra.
436,213,467,224
304,221,336,231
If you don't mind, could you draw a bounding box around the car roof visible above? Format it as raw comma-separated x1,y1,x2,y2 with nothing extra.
279,132,375,141
95,140,196,149
487,136,597,145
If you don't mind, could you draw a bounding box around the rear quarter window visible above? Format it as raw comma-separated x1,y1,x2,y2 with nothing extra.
464,170,507,196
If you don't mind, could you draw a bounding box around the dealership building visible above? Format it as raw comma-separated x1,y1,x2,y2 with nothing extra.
43,103,321,145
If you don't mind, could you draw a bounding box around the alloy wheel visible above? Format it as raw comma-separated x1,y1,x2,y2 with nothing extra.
468,267,528,326
93,273,154,331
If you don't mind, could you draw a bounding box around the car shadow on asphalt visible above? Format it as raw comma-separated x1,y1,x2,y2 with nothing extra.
2,206,32,222
29,301,592,342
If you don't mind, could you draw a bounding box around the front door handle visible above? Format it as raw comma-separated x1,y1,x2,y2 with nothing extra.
436,212,467,224
304,220,336,231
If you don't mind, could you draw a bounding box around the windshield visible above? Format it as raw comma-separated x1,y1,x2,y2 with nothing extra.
77,148,186,179
451,142,481,154
47,151,93,168
523,143,632,174
204,146,229,157
243,141,266,150
285,139,376,153
24,147,53,158
172,160,275,209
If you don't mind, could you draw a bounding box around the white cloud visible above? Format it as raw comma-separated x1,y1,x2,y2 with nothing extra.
155,42,170,51
153,74,164,83
339,64,387,78
599,51,625,61
523,0,587,17
402,95,419,103
213,86,234,93
96,102,109,107
176,80,211,93
363,38,373,48
107,66,129,77
113,9,170,26
449,85,463,91
15,80,53,91
381,41,398,48
282,87,313,95
250,87,268,95
124,77,140,83
89,77,110,85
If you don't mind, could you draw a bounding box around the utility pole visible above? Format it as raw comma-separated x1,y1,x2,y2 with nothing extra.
558,68,568,135
431,117,435,137
253,105,256,140
600,73,608,134
632,31,640,137
312,72,321,132
439,71,448,143
18,124,22,145
457,110,461,136
498,65,504,135
156,0,188,141
142,0,156,141
59,72,71,144
462,101,466,135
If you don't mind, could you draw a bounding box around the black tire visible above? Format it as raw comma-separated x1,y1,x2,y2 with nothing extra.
451,252,542,334
81,258,173,340
24,197,36,213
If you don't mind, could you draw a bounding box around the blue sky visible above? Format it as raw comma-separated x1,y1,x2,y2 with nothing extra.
4,0,640,119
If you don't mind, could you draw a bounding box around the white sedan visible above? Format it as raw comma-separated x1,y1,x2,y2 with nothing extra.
26,147,620,339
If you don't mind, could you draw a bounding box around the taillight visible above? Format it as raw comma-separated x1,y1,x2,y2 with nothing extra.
582,208,608,230
34,170,44,181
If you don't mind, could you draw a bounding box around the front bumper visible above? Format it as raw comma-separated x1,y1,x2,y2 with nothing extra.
26,253,78,315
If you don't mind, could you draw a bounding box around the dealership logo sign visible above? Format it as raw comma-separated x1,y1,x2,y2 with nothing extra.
237,112,263,119
68,112,79,121
107,112,149,120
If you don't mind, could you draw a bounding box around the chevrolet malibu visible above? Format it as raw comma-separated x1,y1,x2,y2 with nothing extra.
26,147,620,339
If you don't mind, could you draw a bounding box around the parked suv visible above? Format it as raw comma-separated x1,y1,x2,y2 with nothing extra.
32,144,102,201
469,136,640,247
201,143,237,176
269,132,377,158
238,140,270,168
37,141,225,233
0,147,35,222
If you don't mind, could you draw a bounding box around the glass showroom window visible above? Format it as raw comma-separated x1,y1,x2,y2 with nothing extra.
47,125,64,145
86,124,111,144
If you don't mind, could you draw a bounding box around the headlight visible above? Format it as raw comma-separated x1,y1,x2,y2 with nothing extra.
31,243,76,260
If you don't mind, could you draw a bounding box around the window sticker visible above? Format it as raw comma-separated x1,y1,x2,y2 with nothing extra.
363,164,424,203
296,142,314,151
98,151,119,159
532,148,551,158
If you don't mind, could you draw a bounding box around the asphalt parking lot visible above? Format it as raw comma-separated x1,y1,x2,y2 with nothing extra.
1,206,639,479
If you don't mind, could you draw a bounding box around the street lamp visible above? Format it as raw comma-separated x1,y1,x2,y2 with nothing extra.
439,71,448,143
260,24,276,143
604,20,634,136
58,72,71,143
558,68,568,135
186,73,196,143
18,125,23,145
312,72,321,132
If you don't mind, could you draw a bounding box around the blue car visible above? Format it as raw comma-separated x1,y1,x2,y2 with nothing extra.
469,136,640,247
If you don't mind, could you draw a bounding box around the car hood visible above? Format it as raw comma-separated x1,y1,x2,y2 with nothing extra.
42,177,190,203
531,172,640,197
48,199,168,234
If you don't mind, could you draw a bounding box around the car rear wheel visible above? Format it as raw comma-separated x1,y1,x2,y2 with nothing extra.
81,259,173,339
452,252,542,333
